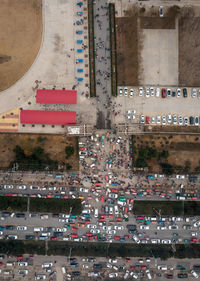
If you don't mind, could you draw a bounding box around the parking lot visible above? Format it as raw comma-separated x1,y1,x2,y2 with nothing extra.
115,86,200,126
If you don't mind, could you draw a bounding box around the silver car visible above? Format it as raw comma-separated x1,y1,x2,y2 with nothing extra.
178,116,183,125
130,88,134,98
173,115,177,125
150,87,154,97
162,116,166,125
119,88,123,96
139,87,143,97
145,88,150,98
192,88,197,98
184,117,188,126
140,115,145,124
157,115,161,124
124,87,128,97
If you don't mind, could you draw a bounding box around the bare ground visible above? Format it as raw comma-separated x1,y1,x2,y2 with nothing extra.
133,134,200,173
179,17,200,86
0,134,79,170
116,17,139,86
0,0,42,91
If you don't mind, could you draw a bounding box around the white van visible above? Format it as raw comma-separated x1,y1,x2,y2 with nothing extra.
94,208,98,218
61,266,66,274
42,262,53,268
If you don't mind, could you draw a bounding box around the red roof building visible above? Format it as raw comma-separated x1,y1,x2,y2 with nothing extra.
36,89,77,104
20,110,76,125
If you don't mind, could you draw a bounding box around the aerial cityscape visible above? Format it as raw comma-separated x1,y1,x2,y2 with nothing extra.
0,0,200,280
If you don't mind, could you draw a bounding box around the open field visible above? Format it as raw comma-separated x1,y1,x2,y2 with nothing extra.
132,134,200,174
0,0,42,91
133,201,200,216
0,134,78,170
116,16,139,86
179,17,200,86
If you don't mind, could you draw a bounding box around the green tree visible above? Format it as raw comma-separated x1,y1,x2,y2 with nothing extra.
65,146,74,159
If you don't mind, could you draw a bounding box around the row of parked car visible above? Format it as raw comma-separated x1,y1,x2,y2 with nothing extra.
140,114,200,126
119,87,200,99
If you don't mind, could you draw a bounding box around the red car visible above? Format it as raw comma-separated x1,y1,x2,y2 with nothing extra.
71,233,78,238
125,258,131,263
114,236,120,240
146,116,150,124
86,232,92,237
100,195,104,202
50,236,58,241
17,255,23,260
162,88,166,98
72,227,78,231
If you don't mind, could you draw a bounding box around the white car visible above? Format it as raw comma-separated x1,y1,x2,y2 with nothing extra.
140,115,145,124
173,115,177,125
109,259,117,264
162,116,166,125
161,239,171,244
191,270,199,279
17,185,26,190
133,235,140,244
157,226,166,230
194,220,200,227
140,225,149,230
157,115,161,124
178,116,183,125
145,88,150,98
124,87,128,97
150,87,154,96
107,230,116,234
130,88,134,97
90,229,100,234
139,87,143,96
80,188,89,193
192,88,197,98
177,88,181,97
17,226,27,231
159,6,163,17
156,88,160,97
127,110,136,114
119,88,123,96
168,115,172,123
151,116,155,124
184,117,188,126
114,225,124,230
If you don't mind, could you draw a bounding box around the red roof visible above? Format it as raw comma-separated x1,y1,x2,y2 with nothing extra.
36,89,77,104
20,110,76,125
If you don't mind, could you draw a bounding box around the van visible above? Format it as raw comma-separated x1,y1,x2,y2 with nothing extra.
146,269,152,279
94,209,98,218
34,227,43,232
6,262,14,266
157,265,167,270
62,266,66,274
42,262,53,268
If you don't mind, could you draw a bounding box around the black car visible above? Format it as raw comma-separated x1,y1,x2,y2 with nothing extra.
16,213,25,218
183,88,187,98
93,264,103,269
6,225,15,230
177,273,188,278
72,271,80,276
25,235,35,240
189,116,194,125
172,90,176,97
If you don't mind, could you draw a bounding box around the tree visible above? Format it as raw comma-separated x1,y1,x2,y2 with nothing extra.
159,150,169,159
65,146,74,159
160,163,174,175
13,145,25,160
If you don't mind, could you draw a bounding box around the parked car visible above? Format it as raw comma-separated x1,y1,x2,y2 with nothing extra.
162,88,166,98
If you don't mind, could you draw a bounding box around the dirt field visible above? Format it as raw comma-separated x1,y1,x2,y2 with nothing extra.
116,17,139,86
132,134,200,173
140,17,175,29
0,0,42,91
179,17,200,86
0,134,78,170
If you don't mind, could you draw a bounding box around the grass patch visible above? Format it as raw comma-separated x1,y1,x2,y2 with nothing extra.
88,0,96,97
109,3,117,96
30,198,82,214
0,240,45,255
133,200,200,216
0,197,27,212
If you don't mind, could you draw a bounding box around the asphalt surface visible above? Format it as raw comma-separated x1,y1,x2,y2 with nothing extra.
94,0,112,129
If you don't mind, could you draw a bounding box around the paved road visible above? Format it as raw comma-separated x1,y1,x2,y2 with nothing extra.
93,0,112,129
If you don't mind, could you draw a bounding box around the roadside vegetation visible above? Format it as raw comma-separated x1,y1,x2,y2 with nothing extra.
133,201,200,216
88,0,96,97
132,134,200,174
109,3,117,96
30,198,82,214
0,240,45,255
0,196,82,215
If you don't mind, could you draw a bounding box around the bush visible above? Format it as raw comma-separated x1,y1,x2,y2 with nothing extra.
65,146,74,159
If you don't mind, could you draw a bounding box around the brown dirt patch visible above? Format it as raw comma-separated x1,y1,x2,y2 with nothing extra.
179,17,200,86
0,0,42,91
0,134,78,170
140,17,175,29
133,134,200,173
116,17,139,86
